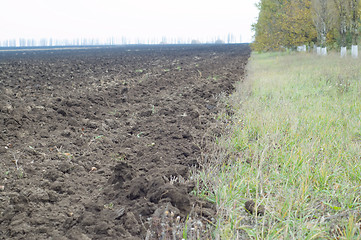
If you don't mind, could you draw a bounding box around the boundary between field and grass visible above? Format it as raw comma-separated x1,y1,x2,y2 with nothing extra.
194,52,361,239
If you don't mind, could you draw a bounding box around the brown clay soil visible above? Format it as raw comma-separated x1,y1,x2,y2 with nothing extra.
0,44,250,239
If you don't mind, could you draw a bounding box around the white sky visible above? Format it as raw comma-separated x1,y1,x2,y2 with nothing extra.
0,0,259,43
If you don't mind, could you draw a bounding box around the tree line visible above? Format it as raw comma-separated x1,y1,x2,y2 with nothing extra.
0,34,242,48
252,0,361,56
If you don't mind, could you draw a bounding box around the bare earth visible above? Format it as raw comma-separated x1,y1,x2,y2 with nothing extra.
0,44,250,239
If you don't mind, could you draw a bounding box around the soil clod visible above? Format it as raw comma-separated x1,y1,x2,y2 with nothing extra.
245,200,265,216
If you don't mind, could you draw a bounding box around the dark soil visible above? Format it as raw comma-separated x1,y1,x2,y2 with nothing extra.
0,44,250,239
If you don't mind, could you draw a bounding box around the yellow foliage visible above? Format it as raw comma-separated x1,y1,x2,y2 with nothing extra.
253,0,317,52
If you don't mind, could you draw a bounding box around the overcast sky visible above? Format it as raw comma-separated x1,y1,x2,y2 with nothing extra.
0,0,259,44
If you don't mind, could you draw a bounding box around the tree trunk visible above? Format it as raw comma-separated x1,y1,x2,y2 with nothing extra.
341,47,347,57
340,15,347,57
350,0,359,58
321,25,327,55
352,45,358,58
321,47,327,56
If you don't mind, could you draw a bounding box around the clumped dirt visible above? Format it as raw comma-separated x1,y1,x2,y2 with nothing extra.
0,44,250,239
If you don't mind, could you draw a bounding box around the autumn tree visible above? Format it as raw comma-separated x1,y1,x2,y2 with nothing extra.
252,0,360,53
333,0,349,56
252,0,286,51
252,0,316,52
312,0,336,55
332,0,361,57
281,0,317,47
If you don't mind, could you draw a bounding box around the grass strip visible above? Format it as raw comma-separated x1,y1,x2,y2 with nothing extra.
195,52,361,239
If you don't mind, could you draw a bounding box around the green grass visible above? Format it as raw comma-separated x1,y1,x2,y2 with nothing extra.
195,52,361,239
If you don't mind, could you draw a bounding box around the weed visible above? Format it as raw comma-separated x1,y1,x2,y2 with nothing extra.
207,75,220,81
55,146,73,160
109,110,118,115
104,202,114,209
197,69,202,78
147,142,156,147
17,169,24,179
139,73,150,83
110,153,126,162
151,104,156,114
12,152,20,170
93,135,103,140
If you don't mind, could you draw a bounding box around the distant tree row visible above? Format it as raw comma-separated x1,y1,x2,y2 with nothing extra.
252,0,361,56
1,38,128,47
0,34,243,48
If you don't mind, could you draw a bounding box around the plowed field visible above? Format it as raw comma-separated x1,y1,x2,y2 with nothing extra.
0,44,250,239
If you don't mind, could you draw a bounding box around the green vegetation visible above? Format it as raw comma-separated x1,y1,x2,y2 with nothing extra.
207,75,220,81
196,52,361,239
104,202,114,209
110,153,126,162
